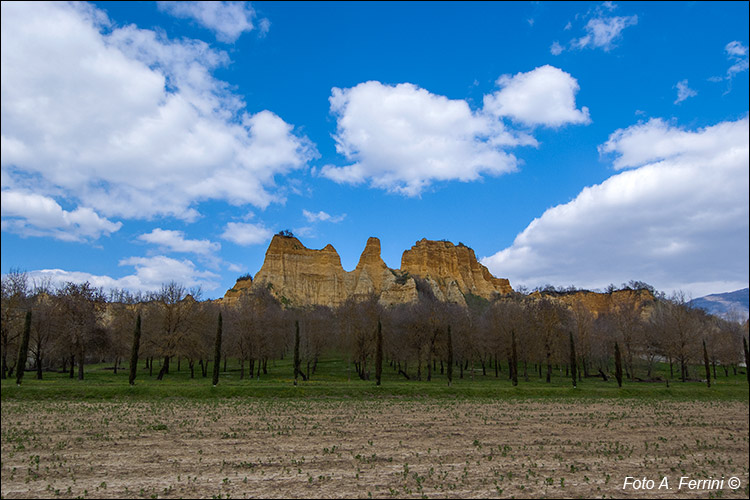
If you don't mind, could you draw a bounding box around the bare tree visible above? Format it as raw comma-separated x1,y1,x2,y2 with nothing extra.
652,292,701,382
142,282,201,380
1,269,29,379
28,288,59,379
56,281,106,380
337,294,380,381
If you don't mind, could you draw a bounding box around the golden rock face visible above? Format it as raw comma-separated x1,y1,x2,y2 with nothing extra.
401,239,513,299
547,288,657,318
224,235,514,308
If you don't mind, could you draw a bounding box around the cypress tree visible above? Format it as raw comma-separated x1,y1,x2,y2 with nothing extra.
128,314,141,386
375,319,383,386
212,312,222,386
702,339,711,388
446,325,453,386
569,331,577,388
511,329,518,387
614,341,623,388
15,311,32,386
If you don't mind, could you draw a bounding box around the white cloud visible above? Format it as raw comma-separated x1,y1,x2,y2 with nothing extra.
1,190,121,241
725,40,749,78
157,1,268,43
482,117,749,298
302,210,346,223
572,15,637,51
27,255,221,294
320,80,539,196
673,79,697,104
137,228,220,256
1,2,314,223
550,41,564,56
562,3,637,53
725,40,748,57
483,65,591,127
598,117,747,170
221,222,273,246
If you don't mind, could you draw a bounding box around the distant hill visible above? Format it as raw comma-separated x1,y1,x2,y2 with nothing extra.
689,288,749,321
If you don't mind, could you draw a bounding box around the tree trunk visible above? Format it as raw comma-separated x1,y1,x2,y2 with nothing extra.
128,314,141,386
293,320,305,383
569,332,577,389
156,355,169,380
511,330,518,387
614,342,623,388
446,325,453,386
702,340,711,388
15,311,32,386
35,350,43,380
212,313,222,386
375,320,383,386
77,345,85,381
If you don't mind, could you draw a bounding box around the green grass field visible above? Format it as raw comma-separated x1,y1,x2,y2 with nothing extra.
2,355,748,402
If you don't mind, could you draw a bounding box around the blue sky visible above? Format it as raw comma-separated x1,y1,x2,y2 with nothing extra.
1,1,748,300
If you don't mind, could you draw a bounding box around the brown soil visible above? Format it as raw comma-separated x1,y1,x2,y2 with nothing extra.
2,399,748,498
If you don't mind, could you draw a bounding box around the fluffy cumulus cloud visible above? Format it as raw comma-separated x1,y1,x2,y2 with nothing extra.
482,117,749,298
1,190,121,241
221,222,273,246
320,81,527,196
483,65,591,127
598,117,746,170
0,1,314,234
320,72,590,196
27,255,221,294
137,228,220,256
157,1,269,43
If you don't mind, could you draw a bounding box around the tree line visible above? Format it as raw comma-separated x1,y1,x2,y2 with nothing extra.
2,269,748,386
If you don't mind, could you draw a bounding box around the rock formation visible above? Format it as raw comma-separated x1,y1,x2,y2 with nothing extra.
223,235,512,308
221,234,659,318
538,288,657,318
401,239,513,300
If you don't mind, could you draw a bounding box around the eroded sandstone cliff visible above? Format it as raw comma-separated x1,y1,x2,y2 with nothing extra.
223,235,512,307
401,239,513,300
